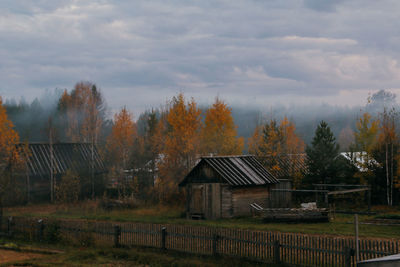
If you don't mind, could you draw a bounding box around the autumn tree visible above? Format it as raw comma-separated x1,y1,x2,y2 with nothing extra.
106,107,137,198
58,82,106,143
200,98,243,155
374,107,398,205
58,81,106,198
353,112,379,168
0,96,21,217
107,107,137,170
248,117,305,183
155,94,202,203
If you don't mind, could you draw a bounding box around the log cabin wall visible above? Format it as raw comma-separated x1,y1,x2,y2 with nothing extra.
231,186,270,216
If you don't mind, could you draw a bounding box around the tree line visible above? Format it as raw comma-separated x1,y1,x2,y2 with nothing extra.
0,82,399,206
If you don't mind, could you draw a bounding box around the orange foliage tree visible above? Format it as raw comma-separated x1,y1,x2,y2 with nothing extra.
107,107,137,170
0,96,21,210
200,98,243,155
248,117,305,184
155,94,202,203
106,107,137,198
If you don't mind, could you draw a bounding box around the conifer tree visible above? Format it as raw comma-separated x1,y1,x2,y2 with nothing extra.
304,121,340,186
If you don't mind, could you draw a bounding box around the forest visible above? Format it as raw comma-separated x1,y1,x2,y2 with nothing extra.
0,81,399,206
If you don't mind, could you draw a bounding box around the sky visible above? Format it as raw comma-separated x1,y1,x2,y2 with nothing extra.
1,0,400,114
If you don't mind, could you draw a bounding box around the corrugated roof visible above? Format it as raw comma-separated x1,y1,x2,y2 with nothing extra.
180,155,278,186
17,143,107,177
257,154,307,178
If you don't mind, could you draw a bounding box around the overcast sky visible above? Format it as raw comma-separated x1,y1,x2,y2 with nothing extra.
1,0,400,114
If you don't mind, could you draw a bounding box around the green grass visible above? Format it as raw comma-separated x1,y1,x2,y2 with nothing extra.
5,202,400,239
0,238,281,267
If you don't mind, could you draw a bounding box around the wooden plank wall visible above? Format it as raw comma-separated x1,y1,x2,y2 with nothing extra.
232,187,270,216
3,216,400,267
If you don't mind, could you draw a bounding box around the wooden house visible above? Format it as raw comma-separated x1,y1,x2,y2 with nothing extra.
179,155,279,219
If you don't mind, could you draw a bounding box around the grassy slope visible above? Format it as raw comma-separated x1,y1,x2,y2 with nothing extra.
4,202,400,239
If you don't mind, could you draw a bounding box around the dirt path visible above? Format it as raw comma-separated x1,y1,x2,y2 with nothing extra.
0,249,46,264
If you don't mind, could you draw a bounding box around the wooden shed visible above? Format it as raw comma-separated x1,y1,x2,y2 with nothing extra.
179,155,279,219
15,143,107,201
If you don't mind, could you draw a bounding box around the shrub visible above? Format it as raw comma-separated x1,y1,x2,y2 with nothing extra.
56,170,80,204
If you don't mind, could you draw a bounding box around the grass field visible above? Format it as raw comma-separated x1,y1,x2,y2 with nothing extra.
0,239,281,267
4,201,400,239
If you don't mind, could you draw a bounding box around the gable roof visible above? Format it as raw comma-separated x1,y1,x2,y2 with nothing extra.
17,143,107,177
179,155,278,187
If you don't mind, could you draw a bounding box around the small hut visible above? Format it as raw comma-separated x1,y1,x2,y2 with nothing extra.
179,155,279,219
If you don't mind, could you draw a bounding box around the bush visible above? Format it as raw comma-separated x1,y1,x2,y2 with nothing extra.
56,170,80,204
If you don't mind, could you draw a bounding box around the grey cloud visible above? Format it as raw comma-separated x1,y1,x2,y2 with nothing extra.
303,0,345,12
1,0,400,113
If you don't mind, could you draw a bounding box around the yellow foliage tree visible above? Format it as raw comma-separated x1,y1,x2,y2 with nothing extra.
354,112,379,155
200,98,243,155
155,94,202,203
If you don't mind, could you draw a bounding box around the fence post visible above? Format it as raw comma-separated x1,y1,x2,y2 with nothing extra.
37,219,44,242
161,227,166,250
355,214,359,263
114,225,121,248
7,217,13,237
0,205,2,233
344,246,354,267
274,240,280,264
212,234,219,256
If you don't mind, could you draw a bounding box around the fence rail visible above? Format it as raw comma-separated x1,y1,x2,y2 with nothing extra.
0,216,399,266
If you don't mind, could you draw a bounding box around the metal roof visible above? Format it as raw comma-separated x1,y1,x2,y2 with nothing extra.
257,154,307,178
180,155,278,187
17,143,107,177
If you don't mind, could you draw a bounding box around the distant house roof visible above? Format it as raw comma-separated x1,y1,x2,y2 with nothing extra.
257,154,307,178
179,155,279,187
16,143,107,177
340,152,379,172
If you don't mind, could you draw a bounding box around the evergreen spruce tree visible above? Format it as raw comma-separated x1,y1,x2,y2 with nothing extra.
304,121,340,186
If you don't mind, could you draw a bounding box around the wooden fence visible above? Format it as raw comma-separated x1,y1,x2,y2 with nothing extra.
0,216,399,266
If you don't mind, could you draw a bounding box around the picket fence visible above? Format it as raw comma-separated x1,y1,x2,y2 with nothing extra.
0,216,398,267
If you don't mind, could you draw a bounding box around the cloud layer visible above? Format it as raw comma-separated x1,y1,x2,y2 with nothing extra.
1,0,400,114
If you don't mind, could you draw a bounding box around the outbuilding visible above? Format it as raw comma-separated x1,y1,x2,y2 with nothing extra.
179,155,279,219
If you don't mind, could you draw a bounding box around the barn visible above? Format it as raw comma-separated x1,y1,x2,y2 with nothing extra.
14,143,107,202
179,155,279,219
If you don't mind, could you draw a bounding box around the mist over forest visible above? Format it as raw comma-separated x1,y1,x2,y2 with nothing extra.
3,87,396,152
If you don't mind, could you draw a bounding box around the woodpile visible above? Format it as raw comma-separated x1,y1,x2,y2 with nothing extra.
261,208,329,223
